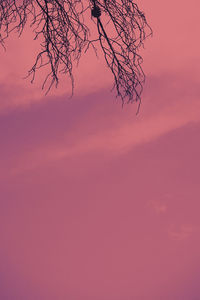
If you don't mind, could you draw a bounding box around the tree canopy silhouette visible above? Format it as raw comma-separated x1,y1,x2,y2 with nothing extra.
0,0,152,107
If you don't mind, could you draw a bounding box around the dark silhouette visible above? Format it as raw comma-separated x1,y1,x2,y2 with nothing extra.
0,0,152,108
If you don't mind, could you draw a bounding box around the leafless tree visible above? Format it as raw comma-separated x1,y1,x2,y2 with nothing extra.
0,0,152,108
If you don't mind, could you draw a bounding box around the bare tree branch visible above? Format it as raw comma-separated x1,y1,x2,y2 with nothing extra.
0,0,152,107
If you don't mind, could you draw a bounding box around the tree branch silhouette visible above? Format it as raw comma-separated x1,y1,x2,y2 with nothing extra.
0,0,152,107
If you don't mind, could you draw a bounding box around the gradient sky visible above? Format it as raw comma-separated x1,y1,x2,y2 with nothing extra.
1,0,200,299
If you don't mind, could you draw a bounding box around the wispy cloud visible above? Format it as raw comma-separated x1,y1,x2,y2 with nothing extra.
168,224,199,241
1,69,200,176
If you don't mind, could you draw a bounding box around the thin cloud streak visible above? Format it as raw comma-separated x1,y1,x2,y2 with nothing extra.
7,71,200,174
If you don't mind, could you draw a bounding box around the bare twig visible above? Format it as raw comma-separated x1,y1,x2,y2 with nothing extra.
0,0,152,106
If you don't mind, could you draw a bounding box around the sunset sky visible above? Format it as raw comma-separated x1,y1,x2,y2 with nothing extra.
1,0,200,299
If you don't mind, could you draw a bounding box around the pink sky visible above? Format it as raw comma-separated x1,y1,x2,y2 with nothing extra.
1,0,200,299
